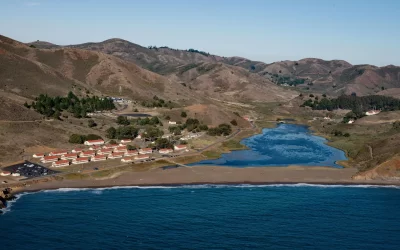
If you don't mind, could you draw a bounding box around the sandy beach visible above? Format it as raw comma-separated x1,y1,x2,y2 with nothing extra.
10,166,399,194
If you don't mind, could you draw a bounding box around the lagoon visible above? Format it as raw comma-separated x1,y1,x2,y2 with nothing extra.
193,123,347,168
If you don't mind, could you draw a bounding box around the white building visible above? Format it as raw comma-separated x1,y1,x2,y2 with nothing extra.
108,152,124,159
92,155,107,162
32,153,45,158
84,139,105,146
168,121,177,125
121,157,133,163
174,145,187,151
135,154,150,161
139,148,152,154
159,148,173,154
52,160,70,168
72,157,90,164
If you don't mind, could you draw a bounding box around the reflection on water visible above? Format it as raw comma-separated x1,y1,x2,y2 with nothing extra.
192,123,347,168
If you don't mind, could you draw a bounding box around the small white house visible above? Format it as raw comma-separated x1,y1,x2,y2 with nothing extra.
174,145,187,151
139,148,152,154
347,119,355,124
168,121,177,125
92,155,107,162
120,139,132,144
72,157,90,164
121,157,133,163
84,139,105,146
0,171,11,176
159,148,173,154
135,154,150,160
32,153,45,158
52,160,70,168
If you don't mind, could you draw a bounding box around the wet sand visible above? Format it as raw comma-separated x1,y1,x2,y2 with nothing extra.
15,166,400,194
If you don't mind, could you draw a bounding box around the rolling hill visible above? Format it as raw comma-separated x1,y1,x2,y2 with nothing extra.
50,38,400,97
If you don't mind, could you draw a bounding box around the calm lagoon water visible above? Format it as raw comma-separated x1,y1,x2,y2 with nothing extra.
192,123,347,168
1,185,400,250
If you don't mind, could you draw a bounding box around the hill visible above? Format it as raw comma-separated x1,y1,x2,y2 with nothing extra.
59,38,400,97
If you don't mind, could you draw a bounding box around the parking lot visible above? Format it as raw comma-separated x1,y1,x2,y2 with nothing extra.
4,161,59,179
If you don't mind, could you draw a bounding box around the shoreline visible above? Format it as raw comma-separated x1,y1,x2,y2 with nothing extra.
9,166,400,196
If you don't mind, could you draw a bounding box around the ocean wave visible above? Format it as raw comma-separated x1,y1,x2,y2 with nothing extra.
0,192,33,215
40,183,400,193
2,183,399,214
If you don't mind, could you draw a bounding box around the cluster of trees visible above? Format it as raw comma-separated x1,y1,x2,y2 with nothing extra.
207,123,232,136
106,126,139,140
141,96,174,108
168,118,208,135
187,48,210,56
331,130,350,137
272,75,305,86
69,134,102,144
27,92,115,119
116,116,162,126
154,138,173,150
302,95,400,112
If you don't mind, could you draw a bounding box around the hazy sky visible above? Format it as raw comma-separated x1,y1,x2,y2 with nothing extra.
1,0,400,66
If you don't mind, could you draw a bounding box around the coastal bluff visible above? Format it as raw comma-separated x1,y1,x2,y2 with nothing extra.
0,188,16,212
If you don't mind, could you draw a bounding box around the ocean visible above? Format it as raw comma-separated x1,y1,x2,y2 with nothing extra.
192,124,347,168
2,184,400,249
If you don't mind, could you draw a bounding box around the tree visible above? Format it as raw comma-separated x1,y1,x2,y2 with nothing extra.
117,116,130,125
133,108,139,112
69,134,85,144
53,110,61,120
127,145,137,150
23,102,30,109
181,111,187,118
109,139,117,144
155,138,173,149
86,134,102,140
165,115,171,120
230,119,238,126
169,126,182,135
143,127,164,141
393,121,400,130
106,127,117,139
116,126,138,139
88,119,97,128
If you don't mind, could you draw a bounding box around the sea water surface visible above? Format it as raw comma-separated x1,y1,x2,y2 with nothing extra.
1,185,400,250
192,123,347,167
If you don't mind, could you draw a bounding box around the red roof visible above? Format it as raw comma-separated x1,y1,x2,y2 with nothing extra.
175,145,187,148
63,153,78,158
43,155,59,160
50,150,68,155
93,155,107,159
160,148,173,151
81,150,95,155
54,160,69,165
112,152,125,156
74,157,89,162
99,148,113,153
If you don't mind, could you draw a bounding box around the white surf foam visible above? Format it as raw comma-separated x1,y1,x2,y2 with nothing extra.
0,192,33,215
34,183,400,193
